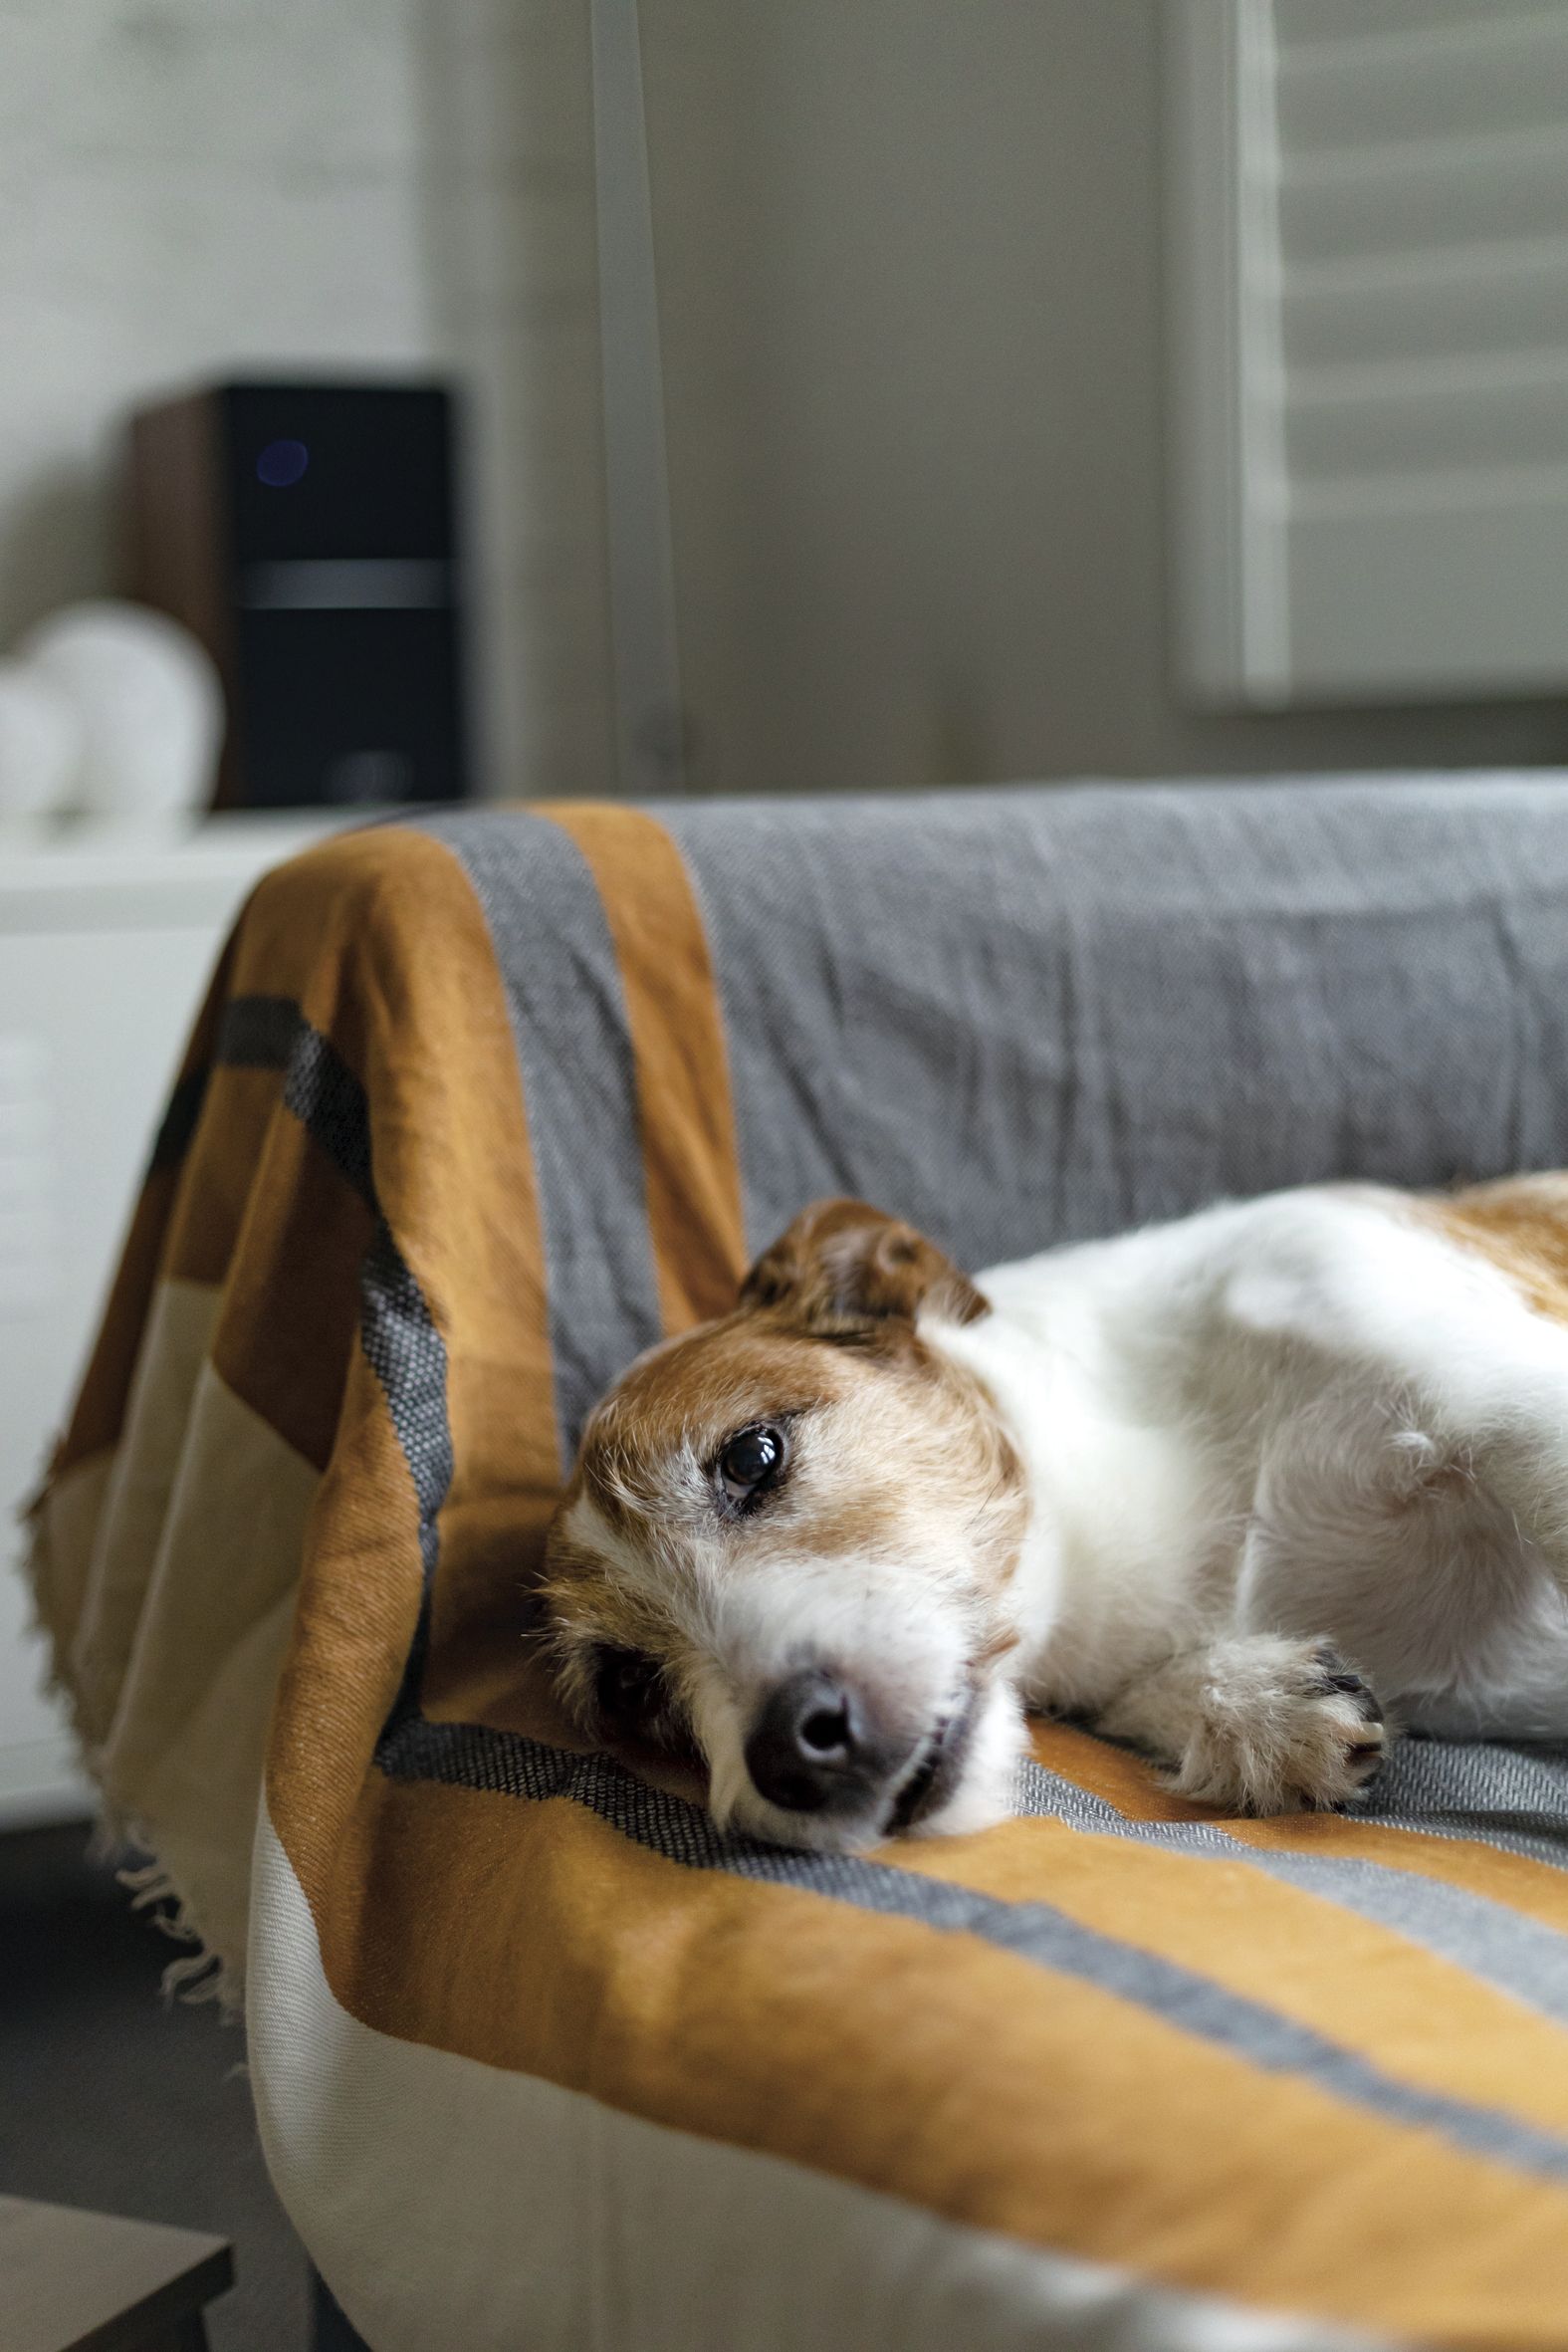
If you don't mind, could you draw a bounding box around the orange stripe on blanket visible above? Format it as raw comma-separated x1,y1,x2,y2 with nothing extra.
207,1110,374,1473
1031,1720,1568,1938
881,1807,1568,2140
300,1769,1568,2351
265,1354,429,1899
541,802,748,1332
161,1066,301,1290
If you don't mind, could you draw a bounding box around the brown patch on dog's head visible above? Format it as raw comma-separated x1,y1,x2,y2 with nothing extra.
740,1197,987,1340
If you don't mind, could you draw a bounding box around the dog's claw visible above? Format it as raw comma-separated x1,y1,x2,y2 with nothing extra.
1308,1646,1383,1721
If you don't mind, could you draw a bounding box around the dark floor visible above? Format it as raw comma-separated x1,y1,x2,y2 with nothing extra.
0,1818,310,2351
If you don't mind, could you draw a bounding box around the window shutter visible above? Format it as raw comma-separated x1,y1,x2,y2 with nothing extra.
1169,0,1568,705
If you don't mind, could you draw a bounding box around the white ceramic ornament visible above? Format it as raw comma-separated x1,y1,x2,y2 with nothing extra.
17,601,224,827
0,660,83,830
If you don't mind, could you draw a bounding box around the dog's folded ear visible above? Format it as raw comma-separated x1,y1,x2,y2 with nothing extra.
740,1198,988,1336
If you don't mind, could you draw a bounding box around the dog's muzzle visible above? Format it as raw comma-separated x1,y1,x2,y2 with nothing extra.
743,1668,915,1819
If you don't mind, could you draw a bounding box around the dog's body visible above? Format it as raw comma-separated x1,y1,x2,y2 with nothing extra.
542,1177,1568,1851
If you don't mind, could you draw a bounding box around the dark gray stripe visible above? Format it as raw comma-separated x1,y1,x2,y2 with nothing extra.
1014,1758,1568,2030
374,1713,1568,2191
218,994,305,1069
416,811,662,1462
279,1028,375,1205
148,993,305,1175
359,1219,452,1587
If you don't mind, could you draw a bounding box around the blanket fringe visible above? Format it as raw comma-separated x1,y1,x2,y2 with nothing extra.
20,1456,245,2020
118,1855,244,2017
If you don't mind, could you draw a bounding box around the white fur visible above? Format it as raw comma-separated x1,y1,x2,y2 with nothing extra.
932,1184,1568,1812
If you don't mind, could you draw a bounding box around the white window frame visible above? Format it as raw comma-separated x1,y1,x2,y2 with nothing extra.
1167,1,1293,706
1166,0,1568,711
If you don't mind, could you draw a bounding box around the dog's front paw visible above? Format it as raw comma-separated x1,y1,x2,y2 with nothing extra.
1166,1637,1388,1815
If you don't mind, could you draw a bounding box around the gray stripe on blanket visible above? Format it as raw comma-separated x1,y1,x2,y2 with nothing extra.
1353,1736,1568,1873
658,781,1568,1265
375,1713,1568,2190
417,811,661,1465
1014,1754,1568,2026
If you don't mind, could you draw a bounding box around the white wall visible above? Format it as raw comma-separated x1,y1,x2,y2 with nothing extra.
0,0,615,799
645,0,1568,795
11,1,1568,810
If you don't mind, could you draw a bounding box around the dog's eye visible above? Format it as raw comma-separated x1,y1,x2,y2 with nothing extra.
593,1645,663,1726
717,1421,788,1511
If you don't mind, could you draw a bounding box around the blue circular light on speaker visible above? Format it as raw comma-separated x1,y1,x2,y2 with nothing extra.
256,436,309,488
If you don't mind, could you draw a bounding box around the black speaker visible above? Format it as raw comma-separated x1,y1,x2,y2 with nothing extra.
127,379,469,811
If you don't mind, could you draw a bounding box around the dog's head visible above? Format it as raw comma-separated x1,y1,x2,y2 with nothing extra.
541,1199,1030,1850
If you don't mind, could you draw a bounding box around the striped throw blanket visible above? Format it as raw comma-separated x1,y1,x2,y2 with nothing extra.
30,783,1568,2352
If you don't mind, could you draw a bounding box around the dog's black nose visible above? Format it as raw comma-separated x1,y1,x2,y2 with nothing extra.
745,1670,877,1814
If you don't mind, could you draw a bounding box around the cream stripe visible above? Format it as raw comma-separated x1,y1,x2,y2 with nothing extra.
131,1585,297,1988
104,1353,319,1784
32,1450,114,1691
101,1341,318,1982
69,1279,223,1749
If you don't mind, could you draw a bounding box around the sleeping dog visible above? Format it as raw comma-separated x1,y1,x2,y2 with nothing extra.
541,1181,1568,1850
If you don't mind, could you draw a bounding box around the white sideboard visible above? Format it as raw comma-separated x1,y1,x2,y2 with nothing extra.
0,817,346,1827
